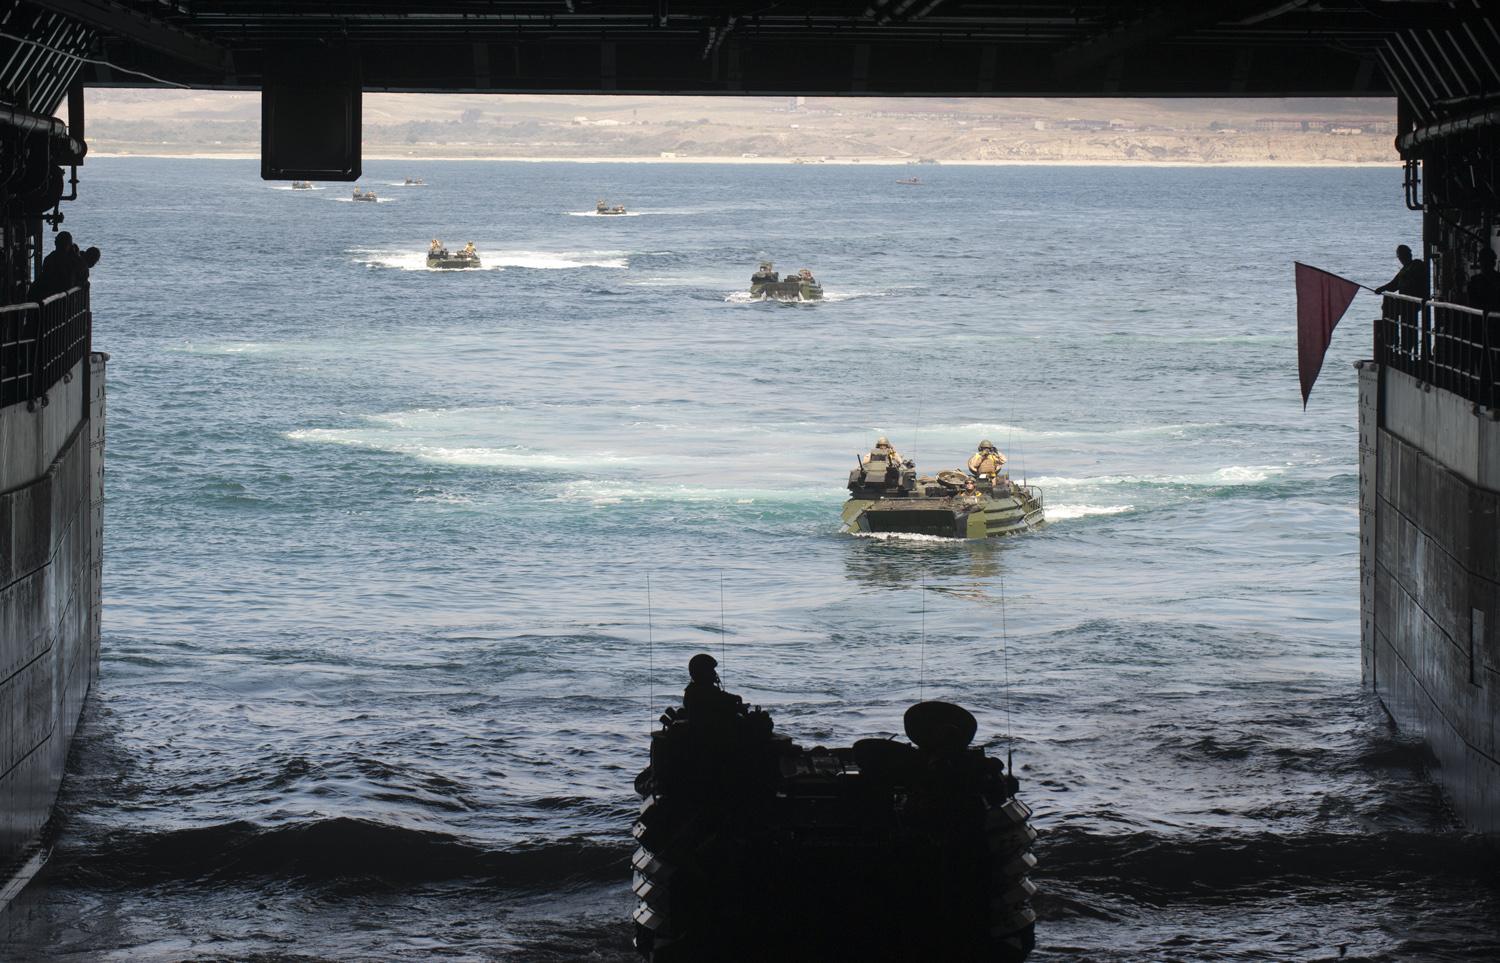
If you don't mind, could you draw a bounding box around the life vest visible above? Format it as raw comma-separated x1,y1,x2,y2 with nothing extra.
968,451,1005,476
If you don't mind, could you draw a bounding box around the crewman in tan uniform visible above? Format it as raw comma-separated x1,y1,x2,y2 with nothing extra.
966,439,1007,480
861,435,905,468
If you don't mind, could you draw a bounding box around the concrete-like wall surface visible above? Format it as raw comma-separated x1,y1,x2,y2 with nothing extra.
1359,362,1379,685
0,356,104,886
1363,365,1500,833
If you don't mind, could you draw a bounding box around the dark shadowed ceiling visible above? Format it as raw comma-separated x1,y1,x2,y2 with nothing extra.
2,2,1495,126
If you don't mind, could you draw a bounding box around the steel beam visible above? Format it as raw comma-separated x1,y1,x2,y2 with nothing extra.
1051,1,1285,79
27,0,230,71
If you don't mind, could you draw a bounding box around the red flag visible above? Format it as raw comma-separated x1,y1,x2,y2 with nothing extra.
1296,262,1362,408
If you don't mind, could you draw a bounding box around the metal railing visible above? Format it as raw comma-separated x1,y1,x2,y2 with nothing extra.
0,288,91,410
1377,292,1499,409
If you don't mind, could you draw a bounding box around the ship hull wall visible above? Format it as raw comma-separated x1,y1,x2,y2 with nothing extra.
0,354,105,888
1360,362,1500,833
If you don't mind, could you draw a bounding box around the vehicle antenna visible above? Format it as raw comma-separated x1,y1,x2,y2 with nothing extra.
920,571,927,703
1018,416,1026,487
1009,402,1023,487
647,573,655,734
912,400,921,464
1014,399,1026,486
719,570,727,685
1001,571,1014,770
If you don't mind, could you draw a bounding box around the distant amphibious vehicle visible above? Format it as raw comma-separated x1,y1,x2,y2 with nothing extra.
749,261,823,301
632,656,1037,962
291,180,313,189
597,199,628,215
842,440,1044,538
352,187,378,202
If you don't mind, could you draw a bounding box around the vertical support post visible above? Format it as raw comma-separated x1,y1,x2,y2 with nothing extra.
67,83,85,152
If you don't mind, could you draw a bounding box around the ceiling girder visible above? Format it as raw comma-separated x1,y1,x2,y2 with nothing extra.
27,0,230,71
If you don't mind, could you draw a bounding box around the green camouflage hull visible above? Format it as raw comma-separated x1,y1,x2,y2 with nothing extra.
842,486,1044,539
426,254,481,269
750,280,823,301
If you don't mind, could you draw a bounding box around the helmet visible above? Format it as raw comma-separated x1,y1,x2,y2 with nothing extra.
688,653,719,683
876,436,892,448
979,439,996,451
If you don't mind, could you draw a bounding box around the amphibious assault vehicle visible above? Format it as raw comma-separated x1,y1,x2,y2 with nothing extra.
842,448,1044,538
426,243,480,269
750,261,823,301
352,187,378,202
597,199,628,215
632,658,1037,962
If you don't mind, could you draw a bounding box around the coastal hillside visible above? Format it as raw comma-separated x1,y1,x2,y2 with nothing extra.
80,91,1397,164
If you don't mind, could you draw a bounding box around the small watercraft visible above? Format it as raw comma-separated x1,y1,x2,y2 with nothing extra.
426,240,480,269
749,261,823,301
291,180,314,190
842,438,1044,538
404,176,425,186
596,200,628,215
896,176,922,185
352,188,378,202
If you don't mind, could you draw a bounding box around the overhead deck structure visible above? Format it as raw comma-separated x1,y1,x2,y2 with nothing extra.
1,0,1499,925
1,1,1432,100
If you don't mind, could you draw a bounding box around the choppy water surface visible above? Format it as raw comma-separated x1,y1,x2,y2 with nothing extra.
8,158,1498,961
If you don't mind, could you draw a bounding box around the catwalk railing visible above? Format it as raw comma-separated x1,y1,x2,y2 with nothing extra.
1377,293,1499,409
0,288,91,410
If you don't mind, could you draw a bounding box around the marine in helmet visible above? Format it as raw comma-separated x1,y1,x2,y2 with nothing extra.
683,653,743,720
860,435,906,469
430,238,444,254
966,439,1007,481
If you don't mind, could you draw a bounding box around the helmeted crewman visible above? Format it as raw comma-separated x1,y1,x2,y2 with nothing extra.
430,238,443,254
683,653,743,720
966,439,1007,479
861,435,905,468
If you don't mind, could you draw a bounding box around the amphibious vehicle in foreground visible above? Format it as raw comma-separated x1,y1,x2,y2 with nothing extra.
749,261,823,301
842,439,1044,538
426,241,481,269
632,655,1037,962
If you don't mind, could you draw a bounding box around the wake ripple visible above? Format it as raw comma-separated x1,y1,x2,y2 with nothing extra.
60,817,627,888
1038,825,1486,899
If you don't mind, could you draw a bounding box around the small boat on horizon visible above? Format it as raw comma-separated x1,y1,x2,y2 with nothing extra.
596,199,628,215
352,187,378,202
896,176,922,185
291,180,314,190
404,176,425,186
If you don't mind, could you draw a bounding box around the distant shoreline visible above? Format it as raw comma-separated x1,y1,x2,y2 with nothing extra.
87,151,1399,168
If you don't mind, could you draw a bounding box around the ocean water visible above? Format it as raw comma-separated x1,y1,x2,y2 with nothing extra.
6,157,1497,961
